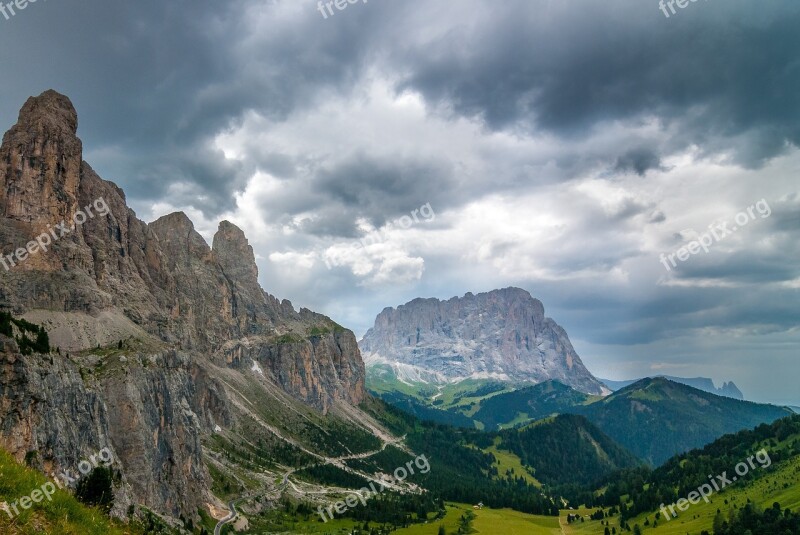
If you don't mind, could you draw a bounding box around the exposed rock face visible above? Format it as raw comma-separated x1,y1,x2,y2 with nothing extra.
360,287,606,395
718,381,744,400
0,90,82,228
0,341,230,519
0,91,366,522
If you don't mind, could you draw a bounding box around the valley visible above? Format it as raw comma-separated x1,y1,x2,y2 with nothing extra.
0,0,797,533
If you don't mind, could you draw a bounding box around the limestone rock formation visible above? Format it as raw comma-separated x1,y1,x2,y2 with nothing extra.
360,287,606,395
0,90,367,523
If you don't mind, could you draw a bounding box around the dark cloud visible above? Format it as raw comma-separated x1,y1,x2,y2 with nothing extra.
614,148,666,176
1,0,799,403
312,155,457,228
397,0,800,168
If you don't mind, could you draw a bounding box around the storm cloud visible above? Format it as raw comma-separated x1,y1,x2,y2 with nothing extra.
1,0,798,404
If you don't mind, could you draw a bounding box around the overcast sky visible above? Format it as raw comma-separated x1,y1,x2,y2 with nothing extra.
1,0,798,405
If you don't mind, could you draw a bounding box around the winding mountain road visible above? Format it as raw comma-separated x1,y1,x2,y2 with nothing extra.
212,433,410,532
214,500,237,535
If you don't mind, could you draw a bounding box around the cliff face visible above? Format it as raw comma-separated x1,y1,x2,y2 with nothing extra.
360,287,606,395
0,339,230,519
0,90,366,521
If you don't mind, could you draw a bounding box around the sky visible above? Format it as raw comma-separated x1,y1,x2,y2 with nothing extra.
0,0,798,405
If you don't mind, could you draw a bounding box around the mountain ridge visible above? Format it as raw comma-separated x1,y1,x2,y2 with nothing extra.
601,375,744,399
0,90,375,526
580,377,793,464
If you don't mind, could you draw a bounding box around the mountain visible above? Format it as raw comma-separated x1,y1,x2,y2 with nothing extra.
496,414,641,487
472,380,594,430
592,414,800,534
0,90,383,528
0,90,647,534
360,287,606,395
580,377,793,465
379,375,792,467
601,375,744,399
364,401,640,493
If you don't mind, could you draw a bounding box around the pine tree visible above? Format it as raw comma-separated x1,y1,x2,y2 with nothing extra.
75,466,115,513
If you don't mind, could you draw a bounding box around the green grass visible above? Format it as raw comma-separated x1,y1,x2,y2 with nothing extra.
246,507,363,534
497,412,533,429
483,438,542,487
433,380,513,410
366,374,513,413
366,367,433,400
559,452,800,535
389,503,466,535
472,506,561,534
391,503,560,535
0,448,142,535
559,506,610,534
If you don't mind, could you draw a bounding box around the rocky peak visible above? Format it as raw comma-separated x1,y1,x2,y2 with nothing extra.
149,212,213,267
17,89,79,135
360,288,606,395
213,220,259,289
0,91,372,526
0,90,82,224
720,381,744,399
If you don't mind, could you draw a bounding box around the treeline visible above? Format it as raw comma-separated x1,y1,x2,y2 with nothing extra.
589,415,800,520
0,312,50,354
362,398,559,515
375,392,476,428
275,493,442,533
295,463,371,489
344,492,444,526
499,414,641,486
711,502,800,534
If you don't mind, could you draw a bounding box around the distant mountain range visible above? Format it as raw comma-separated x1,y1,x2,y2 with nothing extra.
600,375,744,399
360,287,607,395
578,377,790,464
362,287,793,466
370,376,793,465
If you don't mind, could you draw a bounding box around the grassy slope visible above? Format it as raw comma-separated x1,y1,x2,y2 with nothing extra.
473,380,592,430
371,375,792,467
560,453,800,534
0,448,142,535
482,437,543,487
579,378,794,465
367,371,512,413
392,503,561,535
